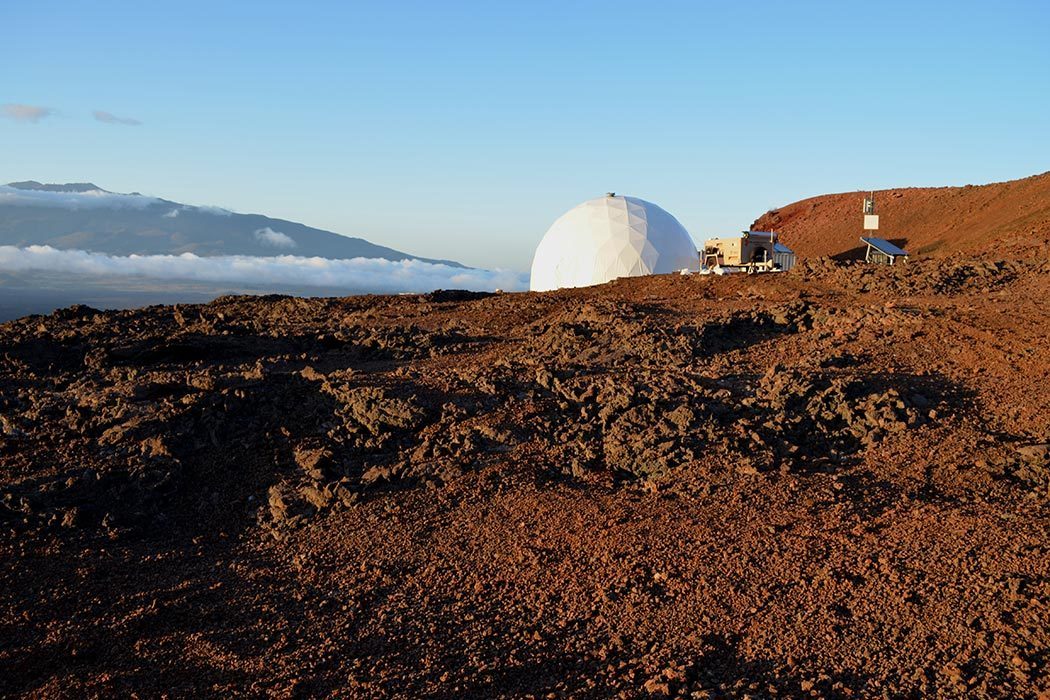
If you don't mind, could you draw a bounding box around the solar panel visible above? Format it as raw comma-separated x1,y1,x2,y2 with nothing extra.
860,237,908,257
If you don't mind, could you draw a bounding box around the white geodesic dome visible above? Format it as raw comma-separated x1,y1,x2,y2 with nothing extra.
529,194,699,292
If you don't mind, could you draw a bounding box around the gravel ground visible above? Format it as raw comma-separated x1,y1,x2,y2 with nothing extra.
1,258,1048,698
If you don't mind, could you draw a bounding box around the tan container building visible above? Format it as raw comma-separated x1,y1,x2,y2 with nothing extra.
703,231,791,271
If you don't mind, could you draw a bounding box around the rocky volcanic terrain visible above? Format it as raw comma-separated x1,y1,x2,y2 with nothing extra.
1,257,1049,697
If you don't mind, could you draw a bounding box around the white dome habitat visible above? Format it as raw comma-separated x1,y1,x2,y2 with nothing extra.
529,194,699,292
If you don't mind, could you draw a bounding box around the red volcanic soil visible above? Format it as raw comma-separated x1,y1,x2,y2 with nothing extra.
752,171,1050,261
1,257,1048,698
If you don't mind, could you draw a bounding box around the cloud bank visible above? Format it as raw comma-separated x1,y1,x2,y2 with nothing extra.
2,104,53,123
0,246,527,293
254,227,297,249
161,204,234,217
93,110,142,126
193,204,234,216
0,185,159,210
0,188,236,216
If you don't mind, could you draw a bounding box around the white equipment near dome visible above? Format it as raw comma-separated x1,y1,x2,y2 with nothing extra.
529,194,700,292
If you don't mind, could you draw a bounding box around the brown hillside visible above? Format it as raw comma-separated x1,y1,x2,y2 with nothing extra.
752,171,1050,261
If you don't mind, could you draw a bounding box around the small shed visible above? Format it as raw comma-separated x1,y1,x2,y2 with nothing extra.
861,237,909,265
772,242,796,271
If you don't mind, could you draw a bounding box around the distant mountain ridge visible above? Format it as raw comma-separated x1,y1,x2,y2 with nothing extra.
8,181,112,194
0,181,464,267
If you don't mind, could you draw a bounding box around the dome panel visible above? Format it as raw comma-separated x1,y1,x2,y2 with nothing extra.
529,195,698,291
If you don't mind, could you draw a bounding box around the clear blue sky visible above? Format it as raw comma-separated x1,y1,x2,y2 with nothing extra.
3,0,1048,270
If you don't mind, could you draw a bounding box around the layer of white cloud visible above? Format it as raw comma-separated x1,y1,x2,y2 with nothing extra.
192,204,233,216
0,187,245,216
254,227,296,249
0,245,527,293
93,110,142,126
2,104,53,123
0,185,160,210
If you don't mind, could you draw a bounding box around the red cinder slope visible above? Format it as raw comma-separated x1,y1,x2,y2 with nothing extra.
752,171,1050,260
